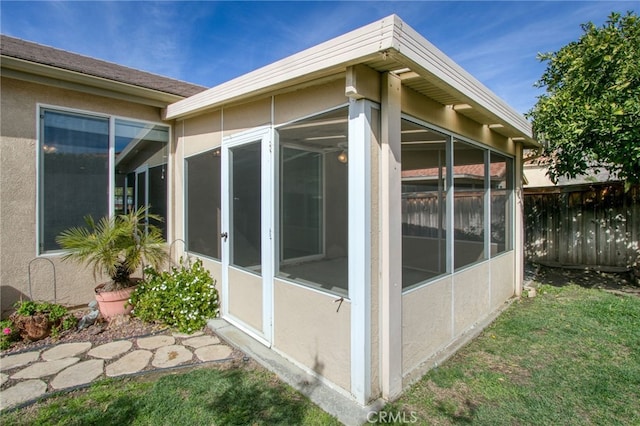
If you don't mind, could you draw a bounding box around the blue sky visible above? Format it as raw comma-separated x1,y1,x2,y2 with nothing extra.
2,1,638,114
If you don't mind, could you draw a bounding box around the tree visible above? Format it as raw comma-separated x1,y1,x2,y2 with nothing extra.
528,12,640,184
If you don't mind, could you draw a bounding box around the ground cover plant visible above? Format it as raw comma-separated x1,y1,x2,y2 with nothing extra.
1,362,340,425
380,282,640,425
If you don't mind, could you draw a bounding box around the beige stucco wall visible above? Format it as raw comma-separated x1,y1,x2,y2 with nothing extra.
402,255,516,380
273,279,351,391
402,276,453,374
227,267,263,332
452,262,491,335
402,86,515,156
274,78,347,124
0,77,168,316
490,251,516,310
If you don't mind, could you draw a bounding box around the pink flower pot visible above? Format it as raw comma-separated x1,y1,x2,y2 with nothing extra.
95,283,137,319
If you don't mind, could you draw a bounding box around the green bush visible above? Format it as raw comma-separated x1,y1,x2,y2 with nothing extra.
129,258,219,333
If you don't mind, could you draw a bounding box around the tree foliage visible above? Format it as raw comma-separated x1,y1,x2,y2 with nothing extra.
528,12,640,183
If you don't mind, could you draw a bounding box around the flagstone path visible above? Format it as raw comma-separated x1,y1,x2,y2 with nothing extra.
0,330,236,411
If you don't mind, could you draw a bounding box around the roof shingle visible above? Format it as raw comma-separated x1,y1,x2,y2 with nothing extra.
0,35,207,98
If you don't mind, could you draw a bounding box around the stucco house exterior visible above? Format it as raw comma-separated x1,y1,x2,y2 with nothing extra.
1,15,538,405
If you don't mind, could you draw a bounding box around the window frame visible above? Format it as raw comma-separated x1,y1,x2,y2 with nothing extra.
36,104,171,255
273,104,350,296
184,147,223,261
400,113,516,293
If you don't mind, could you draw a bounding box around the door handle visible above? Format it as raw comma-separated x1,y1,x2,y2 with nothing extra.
220,232,228,242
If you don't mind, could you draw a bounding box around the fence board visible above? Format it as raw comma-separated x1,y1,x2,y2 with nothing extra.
525,183,640,270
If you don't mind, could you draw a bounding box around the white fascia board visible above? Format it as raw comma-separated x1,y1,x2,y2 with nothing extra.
392,21,533,138
165,14,534,144
164,15,401,120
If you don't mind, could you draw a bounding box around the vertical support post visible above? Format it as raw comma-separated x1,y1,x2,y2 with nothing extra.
380,72,402,399
349,98,372,404
514,141,524,296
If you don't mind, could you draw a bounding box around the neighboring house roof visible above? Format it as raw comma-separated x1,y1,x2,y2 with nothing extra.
1,34,207,106
403,162,507,180
165,14,538,148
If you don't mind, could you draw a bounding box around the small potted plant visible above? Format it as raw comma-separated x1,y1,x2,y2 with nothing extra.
56,206,168,319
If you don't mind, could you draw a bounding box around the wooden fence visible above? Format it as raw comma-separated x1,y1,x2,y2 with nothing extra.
524,183,640,270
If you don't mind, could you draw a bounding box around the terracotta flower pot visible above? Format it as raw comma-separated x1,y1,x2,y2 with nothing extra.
95,283,138,319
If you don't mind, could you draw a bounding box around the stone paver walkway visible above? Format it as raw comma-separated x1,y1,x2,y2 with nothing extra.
0,330,236,411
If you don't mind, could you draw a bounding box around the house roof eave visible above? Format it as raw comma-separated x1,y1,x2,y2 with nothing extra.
163,14,538,148
2,56,188,108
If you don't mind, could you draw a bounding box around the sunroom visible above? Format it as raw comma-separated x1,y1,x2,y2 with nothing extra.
166,15,538,405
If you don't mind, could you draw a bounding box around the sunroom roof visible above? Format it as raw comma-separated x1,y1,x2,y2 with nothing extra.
164,14,538,148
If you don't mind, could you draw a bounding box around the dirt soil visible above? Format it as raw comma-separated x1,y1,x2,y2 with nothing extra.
526,262,640,297
1,309,171,356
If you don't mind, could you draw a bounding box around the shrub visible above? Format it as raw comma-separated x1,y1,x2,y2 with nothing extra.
129,258,219,333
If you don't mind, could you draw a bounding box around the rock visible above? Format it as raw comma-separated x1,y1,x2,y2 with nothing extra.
0,351,40,371
183,335,220,348
152,345,192,368
11,358,80,379
0,372,8,386
195,345,233,362
137,335,175,350
50,359,104,390
88,341,133,359
105,350,152,377
0,379,47,410
42,342,92,361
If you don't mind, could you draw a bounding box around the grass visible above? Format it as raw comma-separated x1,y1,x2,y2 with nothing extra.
381,284,640,425
1,362,340,426
3,282,639,425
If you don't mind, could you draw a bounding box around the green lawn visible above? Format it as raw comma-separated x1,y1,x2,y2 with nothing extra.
381,284,640,425
1,363,340,426
3,284,639,426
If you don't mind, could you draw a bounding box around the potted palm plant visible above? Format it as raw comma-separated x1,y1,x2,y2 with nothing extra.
56,206,168,319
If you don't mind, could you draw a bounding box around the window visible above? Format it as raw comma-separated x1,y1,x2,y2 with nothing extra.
114,119,169,238
400,116,515,289
277,108,349,296
453,139,487,270
39,108,169,253
185,148,221,259
40,110,109,252
230,142,262,271
401,120,449,289
490,152,513,255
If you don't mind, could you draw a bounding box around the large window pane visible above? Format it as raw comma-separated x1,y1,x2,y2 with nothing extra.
114,119,169,237
453,140,486,270
277,108,348,296
231,142,262,271
40,110,109,252
185,148,221,259
281,147,322,259
490,153,513,255
401,120,449,288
